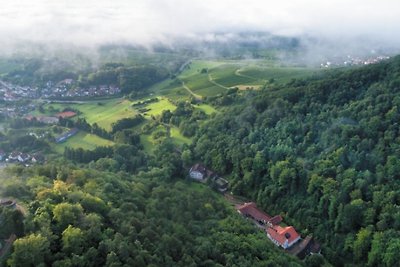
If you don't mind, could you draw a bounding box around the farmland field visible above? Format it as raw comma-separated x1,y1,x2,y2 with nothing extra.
209,64,257,87
179,60,224,78
151,59,319,99
43,98,135,130
239,66,319,84
54,131,114,153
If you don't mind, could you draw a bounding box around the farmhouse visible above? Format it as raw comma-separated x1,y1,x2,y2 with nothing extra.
267,225,301,249
56,111,77,119
188,164,229,192
237,202,282,225
189,163,216,181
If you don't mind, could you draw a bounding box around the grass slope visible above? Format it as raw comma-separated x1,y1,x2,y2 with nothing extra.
43,99,135,130
54,131,114,153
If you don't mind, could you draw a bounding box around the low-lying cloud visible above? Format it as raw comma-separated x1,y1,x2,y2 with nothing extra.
0,0,399,49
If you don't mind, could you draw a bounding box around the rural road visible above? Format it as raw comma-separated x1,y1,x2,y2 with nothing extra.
180,80,203,101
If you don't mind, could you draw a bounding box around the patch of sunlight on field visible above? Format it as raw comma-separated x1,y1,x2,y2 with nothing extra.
54,131,114,154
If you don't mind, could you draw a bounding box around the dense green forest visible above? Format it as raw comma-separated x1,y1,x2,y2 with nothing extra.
191,56,400,266
2,55,400,266
0,164,302,267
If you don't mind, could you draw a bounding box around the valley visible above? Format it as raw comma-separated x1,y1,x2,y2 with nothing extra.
0,44,399,267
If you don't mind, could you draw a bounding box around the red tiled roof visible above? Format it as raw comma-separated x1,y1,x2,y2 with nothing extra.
267,225,300,246
270,215,283,225
237,202,272,222
56,111,77,118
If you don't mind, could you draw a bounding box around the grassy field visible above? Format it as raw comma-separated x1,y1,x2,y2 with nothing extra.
239,66,318,84
140,98,177,117
150,59,319,99
54,131,114,153
209,64,257,87
179,60,224,78
194,104,218,115
170,127,191,146
42,98,135,130
140,134,154,154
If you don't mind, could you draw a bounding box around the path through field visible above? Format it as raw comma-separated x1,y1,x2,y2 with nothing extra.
208,74,229,89
180,80,203,101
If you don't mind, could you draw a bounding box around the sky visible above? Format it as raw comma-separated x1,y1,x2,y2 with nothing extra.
0,0,399,47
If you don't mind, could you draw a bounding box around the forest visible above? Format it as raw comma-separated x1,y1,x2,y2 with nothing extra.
191,55,400,266
0,164,303,267
1,55,400,266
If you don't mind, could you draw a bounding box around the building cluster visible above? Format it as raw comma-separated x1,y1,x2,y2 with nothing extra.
0,80,39,101
188,163,229,193
237,202,320,258
41,79,121,99
24,111,77,127
0,78,121,101
321,55,390,68
0,150,45,165
0,104,36,119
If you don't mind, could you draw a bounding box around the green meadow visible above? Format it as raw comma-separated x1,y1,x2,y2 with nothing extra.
44,59,317,155
44,98,135,130
239,66,319,84
54,131,114,153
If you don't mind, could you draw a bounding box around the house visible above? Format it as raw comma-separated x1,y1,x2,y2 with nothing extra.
189,163,210,181
188,164,229,192
237,202,282,225
0,150,6,161
8,151,21,161
31,153,45,164
56,111,77,119
267,225,301,249
18,153,30,163
37,116,59,124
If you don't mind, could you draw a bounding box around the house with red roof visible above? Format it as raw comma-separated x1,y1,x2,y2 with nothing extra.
237,202,282,225
267,225,301,249
56,111,77,119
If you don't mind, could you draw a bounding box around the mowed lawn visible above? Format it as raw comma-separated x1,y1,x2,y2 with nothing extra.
54,131,114,153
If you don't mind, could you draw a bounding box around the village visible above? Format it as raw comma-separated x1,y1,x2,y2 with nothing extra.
0,150,45,166
0,78,121,102
189,163,321,259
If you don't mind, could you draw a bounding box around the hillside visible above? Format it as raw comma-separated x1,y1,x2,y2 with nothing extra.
191,56,400,266
1,53,399,266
